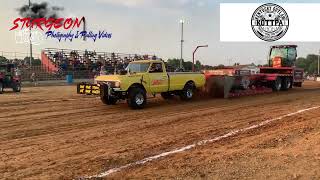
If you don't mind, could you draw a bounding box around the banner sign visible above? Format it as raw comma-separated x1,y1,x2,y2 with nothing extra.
220,3,320,42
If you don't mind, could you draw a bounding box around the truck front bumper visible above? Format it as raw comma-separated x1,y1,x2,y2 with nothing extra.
77,83,101,95
77,83,126,99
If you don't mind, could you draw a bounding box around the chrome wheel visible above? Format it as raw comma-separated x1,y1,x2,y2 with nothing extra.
186,89,193,98
135,93,144,105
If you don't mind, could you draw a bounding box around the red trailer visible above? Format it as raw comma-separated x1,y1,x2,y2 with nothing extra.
203,45,304,98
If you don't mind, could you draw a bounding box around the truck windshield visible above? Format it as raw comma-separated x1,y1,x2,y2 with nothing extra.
127,63,150,73
270,47,296,61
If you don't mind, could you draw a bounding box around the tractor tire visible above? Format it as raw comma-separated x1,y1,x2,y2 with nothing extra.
180,82,195,101
101,96,117,105
127,87,146,109
0,82,3,94
12,83,21,92
289,79,293,89
281,77,292,91
161,92,174,100
272,77,282,92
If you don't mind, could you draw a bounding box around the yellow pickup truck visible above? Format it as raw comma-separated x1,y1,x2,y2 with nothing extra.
77,60,205,109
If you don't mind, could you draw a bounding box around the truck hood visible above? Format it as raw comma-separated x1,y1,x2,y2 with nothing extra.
95,75,122,82
95,74,143,82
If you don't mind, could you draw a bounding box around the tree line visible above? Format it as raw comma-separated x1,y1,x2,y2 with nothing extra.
166,58,214,72
0,56,42,66
296,54,319,75
168,54,320,74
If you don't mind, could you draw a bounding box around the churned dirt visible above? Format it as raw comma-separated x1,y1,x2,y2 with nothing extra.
1,81,320,179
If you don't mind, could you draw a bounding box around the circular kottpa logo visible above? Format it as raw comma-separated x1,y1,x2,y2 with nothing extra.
251,3,289,42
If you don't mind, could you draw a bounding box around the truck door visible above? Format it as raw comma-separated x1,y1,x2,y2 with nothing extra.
148,62,169,93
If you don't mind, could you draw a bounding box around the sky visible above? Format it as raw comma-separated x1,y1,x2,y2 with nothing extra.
1,0,320,66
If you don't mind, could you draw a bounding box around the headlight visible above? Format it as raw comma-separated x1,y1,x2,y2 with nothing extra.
114,81,120,88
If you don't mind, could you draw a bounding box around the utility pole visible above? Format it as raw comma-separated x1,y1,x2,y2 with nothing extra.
192,45,208,72
83,17,86,41
180,19,184,69
29,0,33,67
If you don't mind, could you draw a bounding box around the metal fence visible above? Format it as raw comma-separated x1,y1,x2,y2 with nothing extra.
1,49,161,82
0,51,100,82
20,65,95,82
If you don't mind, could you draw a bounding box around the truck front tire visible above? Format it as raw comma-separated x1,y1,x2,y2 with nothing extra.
180,83,195,101
127,87,146,109
100,84,117,105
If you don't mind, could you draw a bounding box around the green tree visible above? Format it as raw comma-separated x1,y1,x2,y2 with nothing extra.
214,64,225,69
195,60,202,71
24,57,42,66
166,58,213,71
296,54,319,74
167,58,181,70
183,61,193,71
0,56,8,64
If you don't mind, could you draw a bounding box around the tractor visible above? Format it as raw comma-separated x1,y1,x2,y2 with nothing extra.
0,64,22,94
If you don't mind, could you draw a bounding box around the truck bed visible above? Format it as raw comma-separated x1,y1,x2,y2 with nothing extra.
167,72,205,91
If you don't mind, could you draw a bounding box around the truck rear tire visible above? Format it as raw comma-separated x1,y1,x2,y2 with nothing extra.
0,82,3,94
127,87,146,109
272,77,282,92
161,92,174,100
180,83,195,101
12,83,21,92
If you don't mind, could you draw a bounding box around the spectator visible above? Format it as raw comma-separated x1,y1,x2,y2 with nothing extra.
30,72,37,86
44,49,159,76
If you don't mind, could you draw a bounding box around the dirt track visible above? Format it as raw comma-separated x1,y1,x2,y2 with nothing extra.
1,81,320,179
